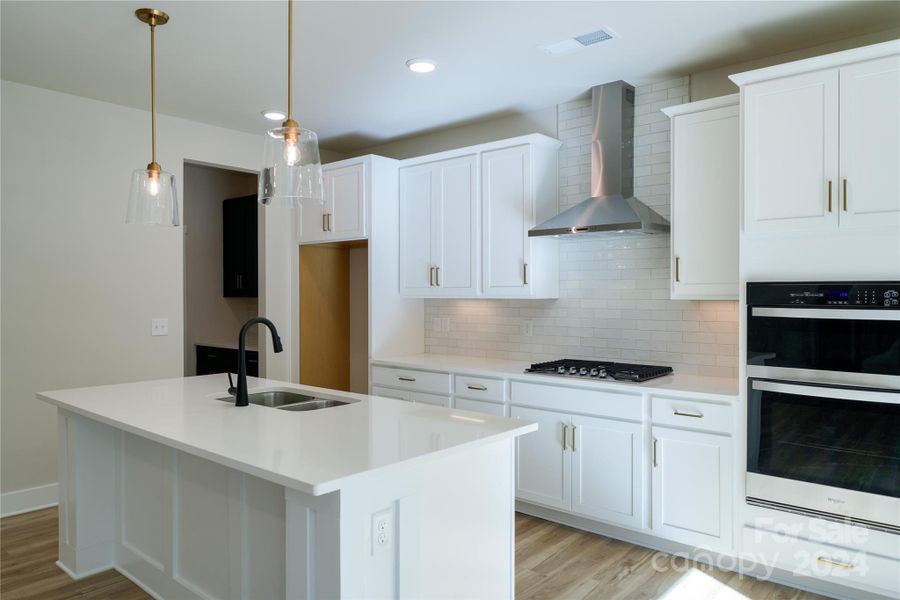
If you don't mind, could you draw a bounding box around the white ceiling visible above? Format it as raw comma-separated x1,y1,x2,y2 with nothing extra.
2,1,897,151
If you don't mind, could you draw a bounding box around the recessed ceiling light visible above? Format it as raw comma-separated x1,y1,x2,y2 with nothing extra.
406,58,436,74
262,109,286,121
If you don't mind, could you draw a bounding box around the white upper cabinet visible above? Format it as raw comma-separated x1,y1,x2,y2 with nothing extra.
663,96,739,300
399,155,478,297
298,157,367,244
839,55,900,229
399,134,560,299
744,70,839,233
482,145,532,297
733,42,900,234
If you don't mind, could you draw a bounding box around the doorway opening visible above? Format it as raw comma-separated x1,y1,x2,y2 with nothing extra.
183,162,261,377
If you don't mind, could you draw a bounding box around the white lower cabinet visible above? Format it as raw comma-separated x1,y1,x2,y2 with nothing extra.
571,415,643,529
370,385,450,407
511,406,571,511
455,397,505,416
511,406,643,529
651,426,733,553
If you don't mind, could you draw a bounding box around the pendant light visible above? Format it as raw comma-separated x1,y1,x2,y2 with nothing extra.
258,0,324,207
127,8,178,226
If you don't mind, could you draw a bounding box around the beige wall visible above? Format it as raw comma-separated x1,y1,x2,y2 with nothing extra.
342,106,558,160
183,164,259,376
690,29,900,100
0,81,273,497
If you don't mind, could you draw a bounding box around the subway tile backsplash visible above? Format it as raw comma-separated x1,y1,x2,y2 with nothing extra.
424,76,739,378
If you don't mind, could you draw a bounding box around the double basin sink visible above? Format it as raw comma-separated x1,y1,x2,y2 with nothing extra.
218,390,350,412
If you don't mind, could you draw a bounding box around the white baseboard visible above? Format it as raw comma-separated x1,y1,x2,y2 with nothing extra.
1,483,58,517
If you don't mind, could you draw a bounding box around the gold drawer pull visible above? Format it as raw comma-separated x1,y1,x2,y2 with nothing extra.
842,179,847,211
827,180,833,212
675,256,680,282
467,384,487,391
562,424,568,451
572,426,577,452
674,409,703,419
817,556,854,571
398,376,416,382
652,438,658,467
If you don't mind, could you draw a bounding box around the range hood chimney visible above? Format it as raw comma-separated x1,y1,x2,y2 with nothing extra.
529,81,670,238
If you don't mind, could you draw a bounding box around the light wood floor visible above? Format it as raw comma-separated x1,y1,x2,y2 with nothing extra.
1,508,828,599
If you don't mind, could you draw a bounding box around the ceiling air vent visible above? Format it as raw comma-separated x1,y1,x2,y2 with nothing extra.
574,29,614,47
539,27,618,56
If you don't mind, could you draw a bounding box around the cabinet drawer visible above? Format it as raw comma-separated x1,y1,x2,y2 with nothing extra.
372,366,451,394
510,381,641,421
455,397,505,416
409,391,451,408
651,396,732,434
454,374,504,402
742,526,900,597
371,385,409,402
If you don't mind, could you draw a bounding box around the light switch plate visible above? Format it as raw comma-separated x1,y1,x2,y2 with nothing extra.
151,318,169,336
522,320,533,337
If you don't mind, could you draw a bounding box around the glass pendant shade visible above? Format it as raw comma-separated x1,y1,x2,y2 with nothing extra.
127,168,179,225
258,125,324,207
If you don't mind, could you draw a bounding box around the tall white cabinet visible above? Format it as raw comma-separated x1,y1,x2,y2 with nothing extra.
733,43,900,234
663,95,739,300
399,134,561,299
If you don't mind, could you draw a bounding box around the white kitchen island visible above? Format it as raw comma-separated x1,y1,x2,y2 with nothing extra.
38,375,536,600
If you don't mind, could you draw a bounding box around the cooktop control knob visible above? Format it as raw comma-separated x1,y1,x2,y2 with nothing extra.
569,366,578,375
589,368,599,377
557,366,567,374
579,367,588,376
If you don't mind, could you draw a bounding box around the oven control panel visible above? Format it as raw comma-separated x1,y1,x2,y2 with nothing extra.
747,282,900,308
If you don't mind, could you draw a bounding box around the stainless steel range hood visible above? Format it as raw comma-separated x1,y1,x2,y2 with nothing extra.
530,81,670,238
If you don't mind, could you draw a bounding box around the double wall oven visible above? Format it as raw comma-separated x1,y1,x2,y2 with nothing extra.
746,282,900,533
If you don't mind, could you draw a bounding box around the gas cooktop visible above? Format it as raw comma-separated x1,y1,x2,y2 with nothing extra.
525,359,673,383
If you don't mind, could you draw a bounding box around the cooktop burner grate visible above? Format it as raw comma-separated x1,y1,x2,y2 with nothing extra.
525,359,673,383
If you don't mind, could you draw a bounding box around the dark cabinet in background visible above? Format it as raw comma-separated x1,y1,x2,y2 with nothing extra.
223,195,258,297
196,345,258,377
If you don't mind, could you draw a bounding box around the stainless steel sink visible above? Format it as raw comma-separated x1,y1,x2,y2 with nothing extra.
218,390,350,411
277,399,349,412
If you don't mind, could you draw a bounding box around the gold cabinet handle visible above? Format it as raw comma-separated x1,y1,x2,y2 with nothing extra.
435,266,440,287
523,263,529,285
466,384,487,391
652,438,658,467
842,179,847,212
429,266,434,287
673,409,703,419
327,213,333,231
562,424,568,451
827,180,833,212
398,376,416,382
572,426,577,452
817,556,854,571
675,256,680,282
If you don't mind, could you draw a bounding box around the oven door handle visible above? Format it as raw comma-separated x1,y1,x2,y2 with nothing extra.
751,380,900,405
751,307,900,321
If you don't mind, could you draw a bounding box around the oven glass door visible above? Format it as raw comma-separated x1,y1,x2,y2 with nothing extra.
747,307,900,376
747,379,900,498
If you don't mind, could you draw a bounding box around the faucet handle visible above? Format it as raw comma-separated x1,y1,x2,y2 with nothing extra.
227,372,236,395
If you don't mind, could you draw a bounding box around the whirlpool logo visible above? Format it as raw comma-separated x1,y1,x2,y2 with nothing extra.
826,496,847,505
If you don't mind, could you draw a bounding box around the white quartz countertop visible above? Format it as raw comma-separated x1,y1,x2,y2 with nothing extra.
37,375,536,496
373,354,739,400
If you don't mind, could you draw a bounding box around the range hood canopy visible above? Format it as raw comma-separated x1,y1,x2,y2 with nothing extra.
530,81,670,238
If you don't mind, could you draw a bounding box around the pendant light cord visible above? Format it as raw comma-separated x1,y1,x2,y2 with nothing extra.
150,22,157,166
287,0,292,122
